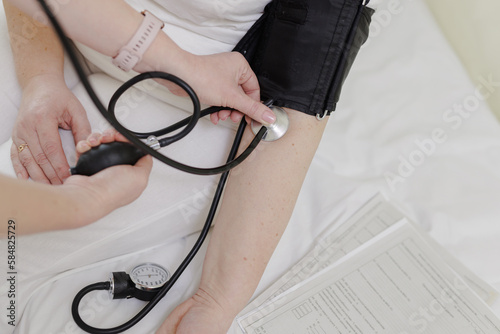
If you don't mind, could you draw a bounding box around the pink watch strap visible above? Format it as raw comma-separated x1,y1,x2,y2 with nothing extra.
112,10,165,72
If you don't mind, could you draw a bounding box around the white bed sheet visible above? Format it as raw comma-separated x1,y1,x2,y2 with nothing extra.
2,0,500,333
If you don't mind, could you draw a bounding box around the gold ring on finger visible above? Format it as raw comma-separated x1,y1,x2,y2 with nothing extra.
18,144,29,153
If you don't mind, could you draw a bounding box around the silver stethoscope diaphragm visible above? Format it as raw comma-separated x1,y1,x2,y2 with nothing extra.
251,106,289,142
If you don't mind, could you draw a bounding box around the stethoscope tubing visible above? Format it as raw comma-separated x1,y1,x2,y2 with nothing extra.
71,119,248,333
36,0,268,177
105,70,270,175
35,0,267,332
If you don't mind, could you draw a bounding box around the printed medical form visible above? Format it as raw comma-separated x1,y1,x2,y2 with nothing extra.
238,195,500,333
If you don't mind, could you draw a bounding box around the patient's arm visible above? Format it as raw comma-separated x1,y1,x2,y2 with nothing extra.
157,110,328,333
4,1,91,184
0,131,153,237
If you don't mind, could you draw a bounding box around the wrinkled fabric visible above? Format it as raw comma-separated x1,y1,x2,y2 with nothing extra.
237,0,374,117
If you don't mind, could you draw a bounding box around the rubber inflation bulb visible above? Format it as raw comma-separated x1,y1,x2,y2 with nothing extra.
70,142,146,176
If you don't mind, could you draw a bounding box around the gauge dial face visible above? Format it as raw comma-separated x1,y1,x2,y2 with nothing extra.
130,263,170,291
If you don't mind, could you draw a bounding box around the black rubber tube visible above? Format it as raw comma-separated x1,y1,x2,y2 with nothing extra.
36,0,267,176
71,282,111,326
106,71,201,146
34,0,265,331
70,120,250,334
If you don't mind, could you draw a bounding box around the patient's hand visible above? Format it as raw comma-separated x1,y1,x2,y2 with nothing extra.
11,74,91,184
156,289,234,334
74,130,129,158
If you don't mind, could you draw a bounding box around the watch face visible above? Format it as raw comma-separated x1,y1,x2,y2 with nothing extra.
130,263,170,291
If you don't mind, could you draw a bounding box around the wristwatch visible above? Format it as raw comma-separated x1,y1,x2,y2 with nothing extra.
112,10,165,72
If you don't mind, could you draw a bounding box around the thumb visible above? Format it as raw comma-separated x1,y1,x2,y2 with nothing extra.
133,155,153,180
230,93,276,125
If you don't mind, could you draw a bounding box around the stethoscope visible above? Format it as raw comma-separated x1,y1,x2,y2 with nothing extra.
35,0,288,333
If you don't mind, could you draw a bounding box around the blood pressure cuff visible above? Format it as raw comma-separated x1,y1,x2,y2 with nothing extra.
234,0,374,118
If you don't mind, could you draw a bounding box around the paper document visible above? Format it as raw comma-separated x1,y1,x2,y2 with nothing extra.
238,221,500,333
242,194,496,318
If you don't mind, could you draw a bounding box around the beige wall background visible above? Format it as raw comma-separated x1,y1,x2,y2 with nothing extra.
424,0,500,121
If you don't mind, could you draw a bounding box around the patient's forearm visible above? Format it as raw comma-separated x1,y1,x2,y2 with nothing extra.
3,1,64,88
199,110,328,320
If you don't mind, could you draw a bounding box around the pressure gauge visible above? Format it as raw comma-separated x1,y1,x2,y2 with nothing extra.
130,263,170,291
109,263,170,301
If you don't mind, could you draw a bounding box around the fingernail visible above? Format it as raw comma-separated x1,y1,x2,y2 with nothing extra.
103,129,114,137
88,136,99,145
77,141,90,152
262,110,276,125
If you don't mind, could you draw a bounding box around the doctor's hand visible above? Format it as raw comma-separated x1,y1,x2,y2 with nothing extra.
63,130,153,227
162,51,276,126
11,74,91,184
194,52,275,126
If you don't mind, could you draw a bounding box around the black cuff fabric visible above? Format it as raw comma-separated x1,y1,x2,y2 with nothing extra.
234,0,374,118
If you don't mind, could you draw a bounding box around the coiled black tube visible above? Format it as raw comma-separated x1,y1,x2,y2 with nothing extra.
36,0,267,176
35,0,267,332
71,120,250,334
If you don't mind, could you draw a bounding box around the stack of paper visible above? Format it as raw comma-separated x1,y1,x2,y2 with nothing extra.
237,195,500,333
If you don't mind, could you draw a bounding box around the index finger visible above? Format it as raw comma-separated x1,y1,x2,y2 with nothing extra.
235,63,276,125
37,123,71,181
230,94,276,126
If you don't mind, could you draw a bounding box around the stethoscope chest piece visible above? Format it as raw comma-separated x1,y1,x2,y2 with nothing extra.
251,106,289,142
